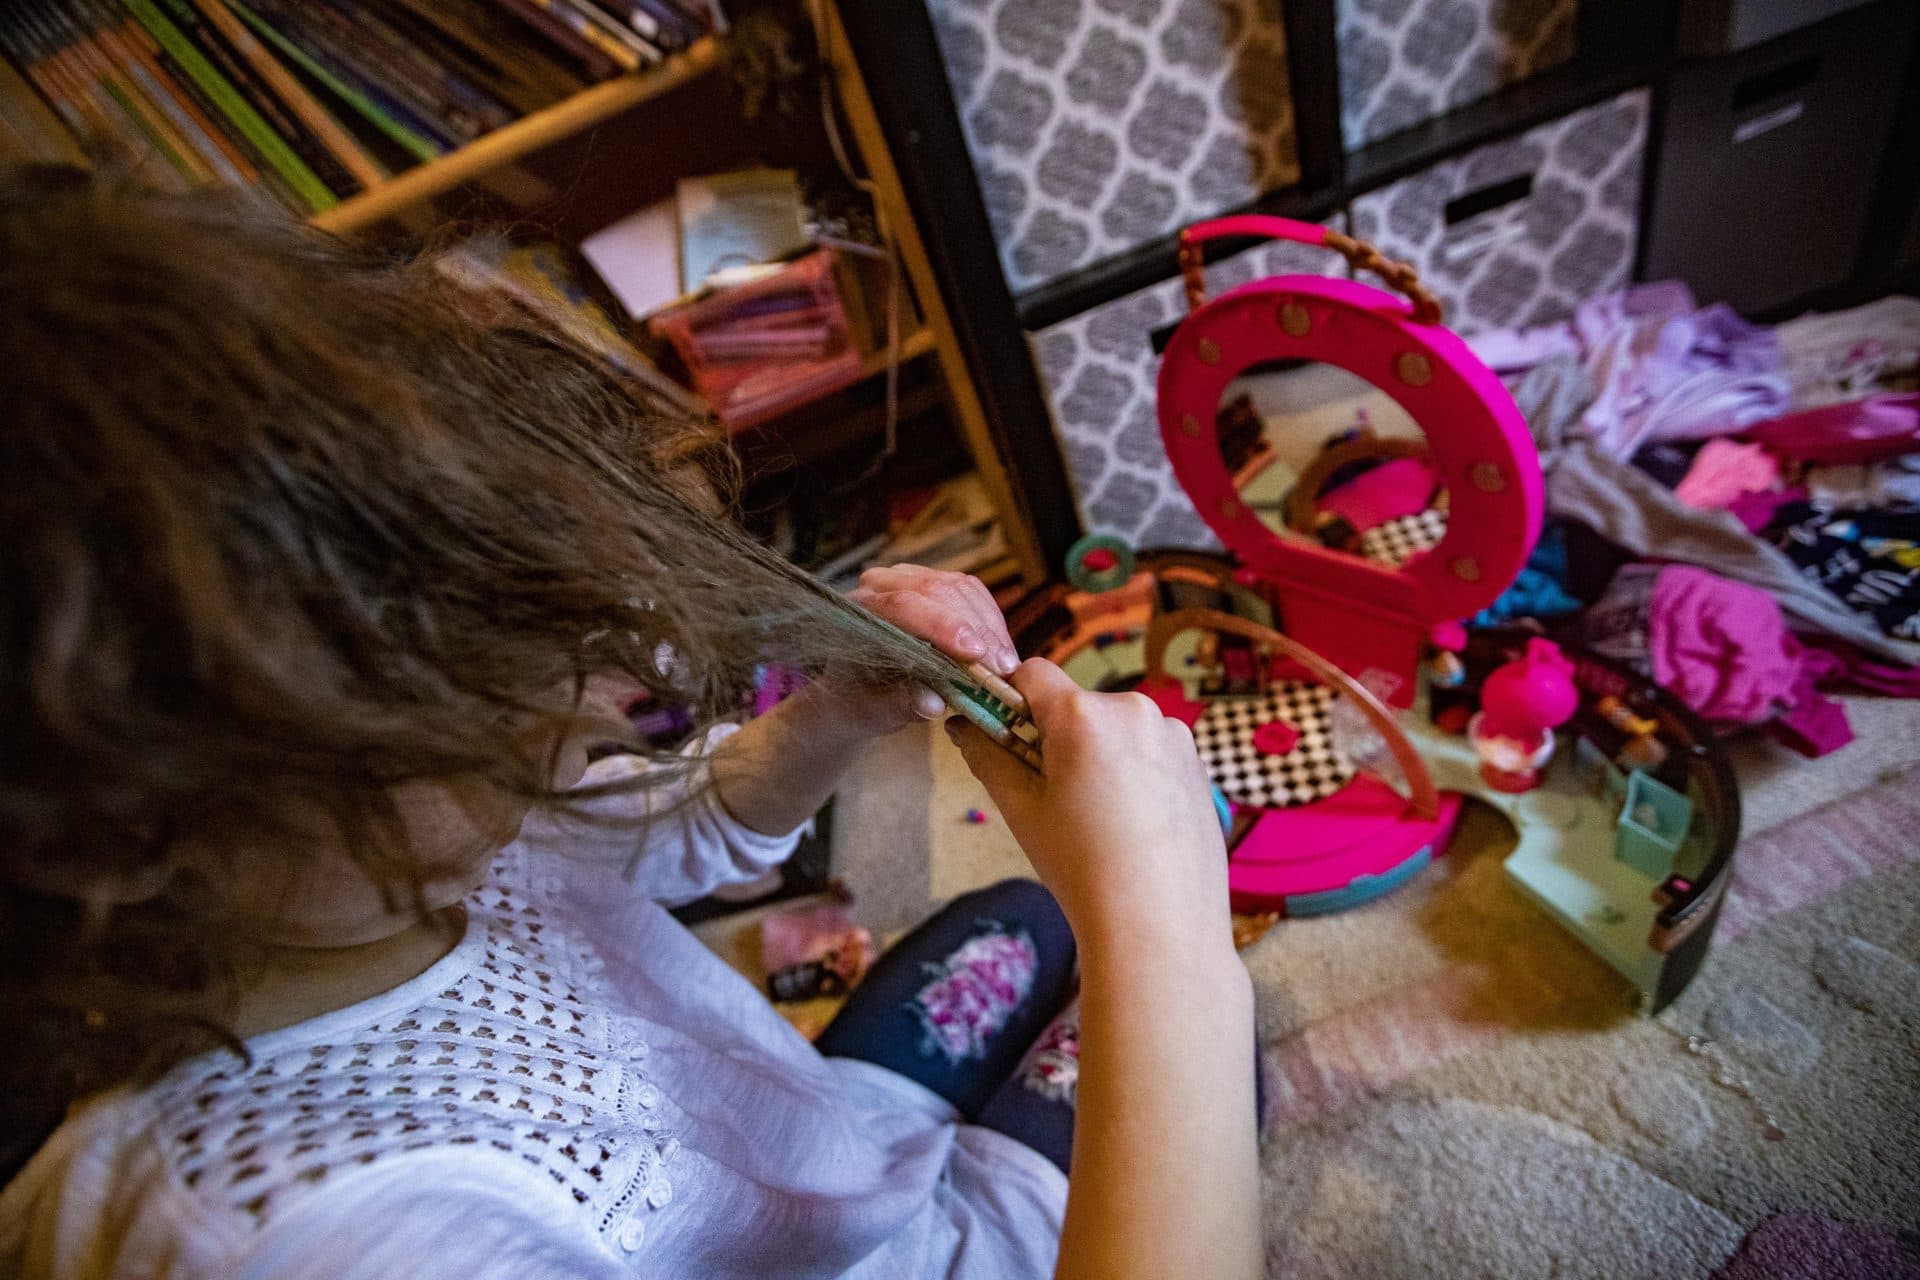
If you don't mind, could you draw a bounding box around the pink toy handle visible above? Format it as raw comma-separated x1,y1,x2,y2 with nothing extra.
1178,215,1444,326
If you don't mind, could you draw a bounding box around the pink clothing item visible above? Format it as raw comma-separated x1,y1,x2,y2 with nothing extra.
1648,566,1803,725
1726,485,1807,534
1645,565,1920,756
1673,438,1781,509
1317,456,1441,527
1740,392,1920,464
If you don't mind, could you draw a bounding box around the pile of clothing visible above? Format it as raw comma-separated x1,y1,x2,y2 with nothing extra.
1468,284,1920,758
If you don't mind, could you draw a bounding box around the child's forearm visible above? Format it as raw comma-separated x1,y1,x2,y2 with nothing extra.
708,683,882,837
1055,927,1263,1280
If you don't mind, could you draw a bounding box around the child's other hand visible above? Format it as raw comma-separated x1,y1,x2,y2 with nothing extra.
811,564,1018,739
946,659,1233,953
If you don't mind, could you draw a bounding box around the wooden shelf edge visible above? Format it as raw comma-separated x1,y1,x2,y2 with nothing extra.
860,326,937,377
310,38,721,235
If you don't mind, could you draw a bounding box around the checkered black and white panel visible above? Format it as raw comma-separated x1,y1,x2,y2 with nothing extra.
1357,507,1448,568
1192,682,1357,810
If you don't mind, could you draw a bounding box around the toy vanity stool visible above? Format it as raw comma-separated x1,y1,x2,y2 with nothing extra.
1010,217,1739,1012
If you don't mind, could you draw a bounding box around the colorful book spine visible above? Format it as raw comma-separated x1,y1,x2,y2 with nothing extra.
244,0,467,149
636,0,706,47
119,0,335,210
47,2,215,181
0,14,89,141
562,0,665,61
195,0,388,191
584,0,689,52
225,0,442,163
0,45,86,163
90,0,270,184
489,0,621,80
148,0,363,199
294,0,492,143
325,0,513,134
362,0,580,118
31,0,221,183
93,6,255,183
522,0,654,72
4,9,147,161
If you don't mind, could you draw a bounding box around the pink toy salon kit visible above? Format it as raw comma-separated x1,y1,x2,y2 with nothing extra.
1006,217,1742,1012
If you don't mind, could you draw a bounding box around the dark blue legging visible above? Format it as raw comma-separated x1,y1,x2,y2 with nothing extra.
817,877,1261,1175
815,879,1080,1170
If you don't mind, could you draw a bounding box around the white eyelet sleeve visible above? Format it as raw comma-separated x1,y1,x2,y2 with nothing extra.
517,723,807,907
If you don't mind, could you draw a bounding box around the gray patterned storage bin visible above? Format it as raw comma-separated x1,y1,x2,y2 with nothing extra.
1348,87,1649,335
927,0,1303,294
1337,0,1579,151
1030,228,1343,548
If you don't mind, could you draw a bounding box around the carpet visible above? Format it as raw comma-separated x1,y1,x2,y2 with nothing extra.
697,696,1920,1276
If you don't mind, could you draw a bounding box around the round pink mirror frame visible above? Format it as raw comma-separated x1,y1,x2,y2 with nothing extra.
1156,216,1545,699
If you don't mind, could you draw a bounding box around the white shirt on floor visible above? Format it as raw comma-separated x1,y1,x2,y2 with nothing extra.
0,732,1067,1279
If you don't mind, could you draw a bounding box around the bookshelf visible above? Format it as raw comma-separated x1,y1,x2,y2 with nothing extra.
0,1,1046,587
311,39,722,236
314,6,1046,584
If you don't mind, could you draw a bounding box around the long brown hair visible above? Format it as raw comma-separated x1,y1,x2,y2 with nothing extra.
0,167,954,1154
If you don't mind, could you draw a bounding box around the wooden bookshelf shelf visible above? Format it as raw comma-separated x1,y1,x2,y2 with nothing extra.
311,38,721,236
861,326,937,378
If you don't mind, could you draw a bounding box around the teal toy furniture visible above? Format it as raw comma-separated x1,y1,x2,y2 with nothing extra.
1615,771,1693,881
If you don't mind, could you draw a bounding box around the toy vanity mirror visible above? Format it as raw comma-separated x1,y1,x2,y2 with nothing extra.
1214,358,1447,571
1011,216,1741,1014
1159,215,1542,695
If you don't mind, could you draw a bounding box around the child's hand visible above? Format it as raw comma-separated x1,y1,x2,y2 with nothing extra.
813,564,1020,740
945,658,1233,952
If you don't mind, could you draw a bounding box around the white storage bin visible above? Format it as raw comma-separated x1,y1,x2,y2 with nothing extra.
927,0,1303,293
1348,87,1649,335
1337,0,1580,151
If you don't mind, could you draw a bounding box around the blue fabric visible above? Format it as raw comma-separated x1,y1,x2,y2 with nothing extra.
816,879,1077,1119
1473,523,1585,625
977,1015,1078,1172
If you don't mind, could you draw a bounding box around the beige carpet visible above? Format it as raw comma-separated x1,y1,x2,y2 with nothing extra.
696,695,1920,1276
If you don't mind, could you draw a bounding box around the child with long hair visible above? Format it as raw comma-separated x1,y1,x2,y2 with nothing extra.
0,169,1260,1279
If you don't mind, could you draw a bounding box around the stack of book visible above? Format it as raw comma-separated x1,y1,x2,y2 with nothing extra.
0,0,722,215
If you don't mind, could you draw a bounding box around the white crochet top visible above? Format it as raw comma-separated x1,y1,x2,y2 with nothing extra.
1,746,1067,1278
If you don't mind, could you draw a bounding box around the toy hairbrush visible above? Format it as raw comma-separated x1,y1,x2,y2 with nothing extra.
938,659,1042,772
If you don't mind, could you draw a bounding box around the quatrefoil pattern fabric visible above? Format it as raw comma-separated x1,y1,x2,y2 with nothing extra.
1336,0,1578,150
926,0,1303,293
1349,88,1649,335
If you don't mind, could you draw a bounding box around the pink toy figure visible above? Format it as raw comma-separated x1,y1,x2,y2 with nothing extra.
1469,638,1578,792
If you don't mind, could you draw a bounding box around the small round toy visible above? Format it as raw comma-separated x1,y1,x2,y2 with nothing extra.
964,807,987,825
1469,638,1578,792
1065,533,1137,594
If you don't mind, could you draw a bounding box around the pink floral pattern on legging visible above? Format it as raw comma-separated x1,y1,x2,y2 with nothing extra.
911,927,1037,1063
1021,1004,1081,1105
